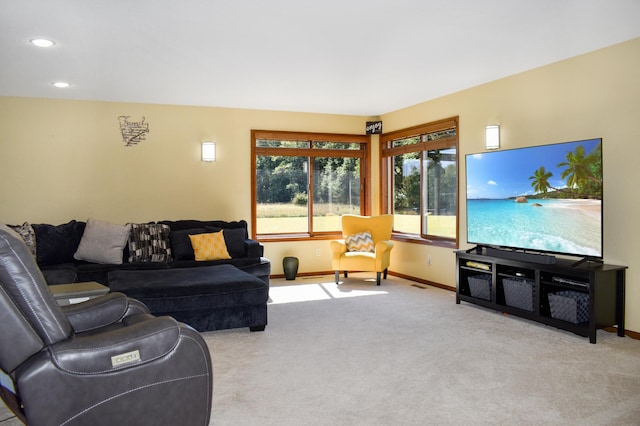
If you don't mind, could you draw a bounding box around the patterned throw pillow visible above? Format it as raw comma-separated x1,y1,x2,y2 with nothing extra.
189,231,231,261
128,223,172,263
345,231,375,252
8,222,37,258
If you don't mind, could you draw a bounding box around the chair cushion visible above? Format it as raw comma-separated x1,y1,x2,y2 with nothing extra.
345,231,375,252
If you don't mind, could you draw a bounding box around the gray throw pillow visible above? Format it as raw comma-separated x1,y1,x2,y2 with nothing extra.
74,219,131,264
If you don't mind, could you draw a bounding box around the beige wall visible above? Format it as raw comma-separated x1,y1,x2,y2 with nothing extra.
381,37,640,332
0,99,366,224
1,37,638,332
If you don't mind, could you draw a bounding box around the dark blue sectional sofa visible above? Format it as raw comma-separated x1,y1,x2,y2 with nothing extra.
8,219,270,332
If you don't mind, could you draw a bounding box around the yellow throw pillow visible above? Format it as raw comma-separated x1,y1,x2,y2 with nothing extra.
188,231,231,261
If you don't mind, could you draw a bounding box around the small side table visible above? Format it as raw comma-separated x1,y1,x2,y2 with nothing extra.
50,281,110,306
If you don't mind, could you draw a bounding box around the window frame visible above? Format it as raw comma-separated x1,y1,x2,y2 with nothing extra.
380,116,459,248
251,129,371,241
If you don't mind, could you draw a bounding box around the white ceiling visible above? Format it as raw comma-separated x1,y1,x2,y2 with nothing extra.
2,0,640,116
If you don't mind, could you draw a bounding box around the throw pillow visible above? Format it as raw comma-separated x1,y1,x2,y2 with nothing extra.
169,228,208,261
207,227,246,258
74,219,131,265
189,231,231,261
32,220,84,266
345,231,375,252
128,223,172,263
8,222,37,258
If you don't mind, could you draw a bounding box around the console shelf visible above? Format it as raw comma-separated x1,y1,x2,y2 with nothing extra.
456,249,627,343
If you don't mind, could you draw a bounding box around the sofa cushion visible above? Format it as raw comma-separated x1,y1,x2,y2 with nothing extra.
74,219,131,265
189,231,231,261
107,264,268,310
32,220,84,266
41,264,78,285
169,228,208,261
345,230,375,252
159,219,248,238
209,227,246,258
128,223,172,263
8,222,37,258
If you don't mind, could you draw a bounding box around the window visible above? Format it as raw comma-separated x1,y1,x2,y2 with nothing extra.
252,130,369,240
380,117,458,247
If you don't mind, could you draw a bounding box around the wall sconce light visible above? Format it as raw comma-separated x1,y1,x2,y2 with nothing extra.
201,141,216,162
485,125,500,150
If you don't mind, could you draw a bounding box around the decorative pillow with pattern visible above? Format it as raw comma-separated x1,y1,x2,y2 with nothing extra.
8,222,37,258
128,223,172,263
188,231,231,261
345,231,375,252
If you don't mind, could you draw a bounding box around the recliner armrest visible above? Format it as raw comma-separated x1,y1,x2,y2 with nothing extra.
50,316,181,374
62,292,150,333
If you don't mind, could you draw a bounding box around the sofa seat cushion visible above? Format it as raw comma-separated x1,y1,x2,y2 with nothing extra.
107,265,268,313
40,263,78,285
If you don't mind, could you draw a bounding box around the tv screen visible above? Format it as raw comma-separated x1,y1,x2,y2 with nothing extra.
466,138,603,259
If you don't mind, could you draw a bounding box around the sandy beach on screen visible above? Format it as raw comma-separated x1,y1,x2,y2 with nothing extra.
546,199,601,218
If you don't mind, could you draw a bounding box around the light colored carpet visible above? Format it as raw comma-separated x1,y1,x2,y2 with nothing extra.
205,274,640,426
2,274,639,425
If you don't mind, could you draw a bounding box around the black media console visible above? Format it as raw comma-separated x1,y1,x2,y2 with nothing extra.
456,248,627,343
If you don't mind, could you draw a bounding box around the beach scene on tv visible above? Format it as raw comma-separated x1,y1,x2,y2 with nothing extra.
466,139,602,258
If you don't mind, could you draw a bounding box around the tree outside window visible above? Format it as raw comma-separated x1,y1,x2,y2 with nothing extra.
252,131,369,239
381,117,458,247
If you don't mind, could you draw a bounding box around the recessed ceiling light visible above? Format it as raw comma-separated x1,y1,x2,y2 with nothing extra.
52,82,70,88
30,38,55,48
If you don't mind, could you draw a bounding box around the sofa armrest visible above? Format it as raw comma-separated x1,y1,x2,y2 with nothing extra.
62,292,150,333
245,239,264,257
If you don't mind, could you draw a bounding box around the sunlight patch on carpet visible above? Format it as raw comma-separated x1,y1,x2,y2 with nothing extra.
269,282,387,304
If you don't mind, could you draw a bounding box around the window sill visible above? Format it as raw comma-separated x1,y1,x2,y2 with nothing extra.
391,233,457,249
256,233,342,243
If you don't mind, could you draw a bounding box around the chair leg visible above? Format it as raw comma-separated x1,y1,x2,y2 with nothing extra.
344,271,348,278
383,268,388,279
335,271,340,284
376,272,381,286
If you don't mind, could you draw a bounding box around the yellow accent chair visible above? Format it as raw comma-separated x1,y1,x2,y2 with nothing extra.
330,214,394,285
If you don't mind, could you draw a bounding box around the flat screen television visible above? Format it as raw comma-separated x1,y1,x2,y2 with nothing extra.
465,138,603,261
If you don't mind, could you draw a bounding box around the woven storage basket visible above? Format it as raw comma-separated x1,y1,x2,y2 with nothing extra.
468,274,491,301
503,278,535,311
548,291,590,323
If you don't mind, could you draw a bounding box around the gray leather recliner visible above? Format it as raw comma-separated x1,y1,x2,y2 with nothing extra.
0,224,212,426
